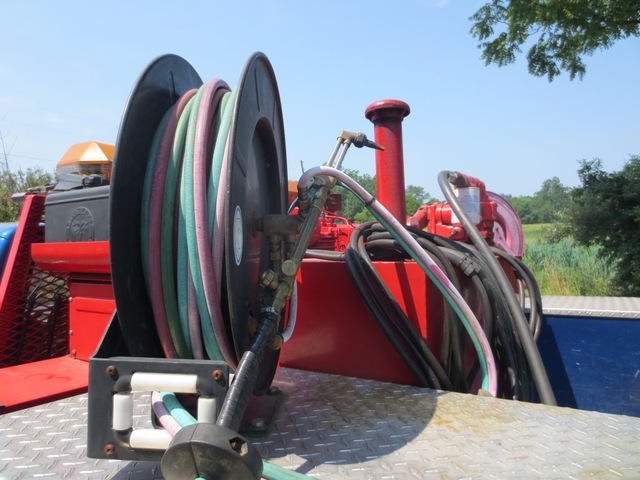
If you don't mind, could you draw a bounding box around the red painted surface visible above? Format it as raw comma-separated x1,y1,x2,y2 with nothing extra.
407,173,499,244
68,281,115,361
32,241,114,362
280,258,444,386
365,99,410,223
0,356,88,413
31,241,111,274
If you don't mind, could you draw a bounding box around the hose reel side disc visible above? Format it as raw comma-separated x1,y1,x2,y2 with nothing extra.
224,52,288,394
110,54,203,357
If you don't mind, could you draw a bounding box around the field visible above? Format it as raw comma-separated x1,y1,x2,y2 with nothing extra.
522,224,615,296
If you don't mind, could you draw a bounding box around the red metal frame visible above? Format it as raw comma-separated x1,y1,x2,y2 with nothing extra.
32,241,114,361
67,280,114,361
0,194,70,368
0,201,113,411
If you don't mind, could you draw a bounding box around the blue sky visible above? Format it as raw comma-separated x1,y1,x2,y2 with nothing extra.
1,0,638,198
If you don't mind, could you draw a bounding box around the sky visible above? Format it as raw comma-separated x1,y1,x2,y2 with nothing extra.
0,0,638,198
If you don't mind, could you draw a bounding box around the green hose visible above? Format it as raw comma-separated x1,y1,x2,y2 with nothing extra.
160,392,316,480
164,94,197,357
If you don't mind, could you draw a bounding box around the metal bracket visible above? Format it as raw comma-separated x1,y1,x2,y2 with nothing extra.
87,356,228,462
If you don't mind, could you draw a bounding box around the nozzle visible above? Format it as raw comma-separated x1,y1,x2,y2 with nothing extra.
338,131,384,151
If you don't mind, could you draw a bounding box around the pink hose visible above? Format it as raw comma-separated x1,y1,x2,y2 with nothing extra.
151,392,183,436
192,79,237,367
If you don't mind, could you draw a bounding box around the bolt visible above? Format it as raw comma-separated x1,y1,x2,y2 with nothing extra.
213,369,224,382
106,365,117,377
250,418,266,430
104,444,115,456
229,437,248,455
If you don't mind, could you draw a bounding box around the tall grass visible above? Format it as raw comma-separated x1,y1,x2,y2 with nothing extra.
522,224,615,296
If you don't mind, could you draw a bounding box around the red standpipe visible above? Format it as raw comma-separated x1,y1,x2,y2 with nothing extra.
365,99,410,222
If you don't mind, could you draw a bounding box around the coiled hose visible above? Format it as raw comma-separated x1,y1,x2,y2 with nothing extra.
347,223,546,401
141,79,236,365
299,167,548,401
140,77,315,479
299,166,499,395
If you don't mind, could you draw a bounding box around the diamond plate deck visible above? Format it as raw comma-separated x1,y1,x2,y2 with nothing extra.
2,367,640,479
542,295,640,319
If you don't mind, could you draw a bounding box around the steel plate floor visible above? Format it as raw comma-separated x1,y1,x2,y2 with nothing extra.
2,367,640,479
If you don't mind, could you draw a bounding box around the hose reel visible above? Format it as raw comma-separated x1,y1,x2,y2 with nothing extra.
110,52,287,389
99,52,290,479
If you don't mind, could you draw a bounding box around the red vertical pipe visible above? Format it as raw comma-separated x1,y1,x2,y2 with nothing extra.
365,99,410,222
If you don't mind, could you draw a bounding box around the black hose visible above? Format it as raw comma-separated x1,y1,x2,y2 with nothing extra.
407,232,524,399
438,171,556,405
491,247,545,340
352,235,453,390
345,247,439,388
311,210,548,402
366,224,465,374
416,203,534,400
375,223,540,400
216,309,278,431
362,235,467,390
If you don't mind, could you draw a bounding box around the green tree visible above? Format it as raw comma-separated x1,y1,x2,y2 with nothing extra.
503,177,571,224
570,156,640,295
405,184,438,218
470,0,640,81
503,194,536,223
533,176,571,222
338,169,377,223
337,170,436,222
0,165,54,222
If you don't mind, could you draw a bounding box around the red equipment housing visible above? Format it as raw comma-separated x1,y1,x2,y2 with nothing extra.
407,173,498,245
